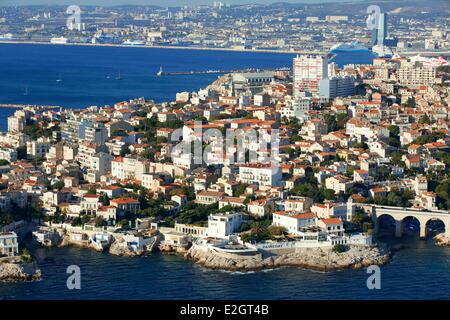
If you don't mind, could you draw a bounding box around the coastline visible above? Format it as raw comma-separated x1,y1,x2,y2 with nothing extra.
30,225,389,273
0,40,320,55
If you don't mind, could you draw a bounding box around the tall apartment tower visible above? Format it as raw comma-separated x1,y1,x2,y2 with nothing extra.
371,13,387,46
293,55,328,98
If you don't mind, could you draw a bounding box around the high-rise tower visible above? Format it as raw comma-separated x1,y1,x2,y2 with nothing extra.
371,13,388,46
293,55,328,98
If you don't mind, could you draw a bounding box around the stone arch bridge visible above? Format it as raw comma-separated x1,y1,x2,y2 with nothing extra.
367,205,450,239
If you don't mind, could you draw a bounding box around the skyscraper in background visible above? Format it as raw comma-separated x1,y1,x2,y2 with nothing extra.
293,55,328,98
371,12,387,46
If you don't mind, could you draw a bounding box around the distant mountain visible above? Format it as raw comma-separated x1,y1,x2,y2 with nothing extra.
263,0,449,15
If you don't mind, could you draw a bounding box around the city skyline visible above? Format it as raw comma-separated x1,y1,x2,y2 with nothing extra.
2,0,365,7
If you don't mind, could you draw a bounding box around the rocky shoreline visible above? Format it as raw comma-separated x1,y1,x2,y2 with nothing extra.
434,233,450,246
185,244,391,272
34,230,163,257
0,259,41,282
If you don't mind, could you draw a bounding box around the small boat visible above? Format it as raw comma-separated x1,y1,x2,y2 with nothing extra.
56,73,62,82
156,66,163,77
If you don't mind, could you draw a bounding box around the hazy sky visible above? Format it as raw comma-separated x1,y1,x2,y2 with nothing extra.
1,0,362,7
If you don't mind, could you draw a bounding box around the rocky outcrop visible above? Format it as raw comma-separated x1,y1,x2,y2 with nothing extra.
109,238,142,256
434,233,450,246
185,245,390,272
0,260,41,282
159,243,191,255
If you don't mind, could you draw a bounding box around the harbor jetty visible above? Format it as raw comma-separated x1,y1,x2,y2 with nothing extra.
0,104,63,110
156,67,289,76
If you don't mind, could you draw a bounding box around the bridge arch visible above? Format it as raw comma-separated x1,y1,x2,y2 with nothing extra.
425,218,446,238
374,214,396,236
401,216,421,238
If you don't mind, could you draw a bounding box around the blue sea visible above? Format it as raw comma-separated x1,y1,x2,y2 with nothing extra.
0,237,450,300
0,43,374,131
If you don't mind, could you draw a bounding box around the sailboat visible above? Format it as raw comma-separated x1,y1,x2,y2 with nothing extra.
115,71,123,80
56,73,62,82
157,66,163,77
23,87,28,96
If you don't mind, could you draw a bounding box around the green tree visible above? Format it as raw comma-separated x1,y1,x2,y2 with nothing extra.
436,180,450,210
120,146,131,157
99,194,110,206
17,146,27,160
323,114,337,132
332,244,347,253
86,188,97,195
95,216,106,227
268,225,286,237
51,181,65,191
418,114,431,124
234,183,248,197
324,189,336,201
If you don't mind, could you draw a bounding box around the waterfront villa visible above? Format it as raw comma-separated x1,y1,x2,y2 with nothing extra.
0,232,19,257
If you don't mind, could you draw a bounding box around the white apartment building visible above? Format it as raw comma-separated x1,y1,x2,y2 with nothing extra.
281,197,313,213
111,156,149,181
7,115,25,133
272,212,317,235
239,164,282,187
84,123,108,145
345,119,389,142
87,152,113,182
46,143,78,161
293,55,328,98
414,175,428,195
281,98,312,120
80,194,101,215
247,199,274,217
325,15,348,22
77,142,106,168
46,143,64,160
311,201,354,221
27,137,51,158
196,190,225,205
317,218,344,238
43,191,63,207
300,118,328,141
319,76,356,100
207,212,243,238
398,63,438,86
0,145,17,162
325,175,353,194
